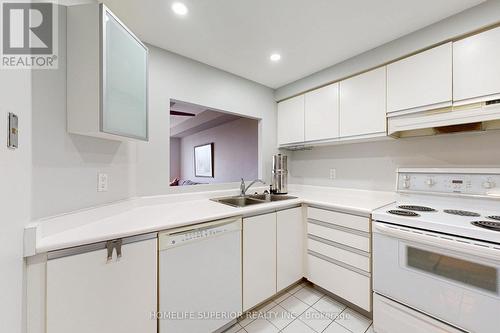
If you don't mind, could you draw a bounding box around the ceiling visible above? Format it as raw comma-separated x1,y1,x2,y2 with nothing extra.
170,100,242,138
170,100,209,128
101,0,485,88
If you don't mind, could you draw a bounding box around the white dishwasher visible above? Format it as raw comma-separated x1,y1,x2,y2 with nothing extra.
159,217,242,333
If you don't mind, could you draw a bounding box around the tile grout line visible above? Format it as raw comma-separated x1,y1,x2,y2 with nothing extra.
229,282,371,333
279,287,327,333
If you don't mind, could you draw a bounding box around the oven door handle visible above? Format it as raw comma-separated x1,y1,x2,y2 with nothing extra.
373,222,500,262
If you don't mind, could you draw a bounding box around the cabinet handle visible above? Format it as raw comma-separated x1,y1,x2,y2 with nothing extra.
106,242,113,262
116,239,122,259
106,239,123,262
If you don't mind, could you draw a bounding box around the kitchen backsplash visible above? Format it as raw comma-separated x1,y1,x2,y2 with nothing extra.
289,131,500,191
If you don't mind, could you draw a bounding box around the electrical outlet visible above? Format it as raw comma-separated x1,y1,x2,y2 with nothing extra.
98,173,108,192
329,168,336,180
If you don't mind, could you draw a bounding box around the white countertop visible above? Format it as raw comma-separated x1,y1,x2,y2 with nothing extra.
25,185,395,255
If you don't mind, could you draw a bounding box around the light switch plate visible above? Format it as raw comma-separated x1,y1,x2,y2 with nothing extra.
8,112,18,149
98,173,108,192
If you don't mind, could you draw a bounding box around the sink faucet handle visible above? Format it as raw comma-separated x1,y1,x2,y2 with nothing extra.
240,178,246,196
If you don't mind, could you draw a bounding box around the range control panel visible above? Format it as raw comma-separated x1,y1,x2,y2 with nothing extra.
397,169,500,196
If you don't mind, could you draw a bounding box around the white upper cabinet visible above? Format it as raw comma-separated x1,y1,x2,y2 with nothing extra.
277,95,305,146
453,27,500,103
305,83,340,141
340,67,386,138
67,4,148,141
387,42,452,113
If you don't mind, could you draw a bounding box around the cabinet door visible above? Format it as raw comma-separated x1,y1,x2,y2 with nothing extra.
277,207,304,291
340,67,386,138
277,95,305,146
102,7,148,140
453,27,500,103
46,239,157,333
387,43,452,113
305,83,339,141
243,213,277,311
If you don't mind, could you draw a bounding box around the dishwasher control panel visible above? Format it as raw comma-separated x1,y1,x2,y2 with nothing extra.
159,219,241,250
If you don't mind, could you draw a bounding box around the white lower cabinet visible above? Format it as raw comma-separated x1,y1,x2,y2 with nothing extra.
307,253,371,310
46,238,157,333
277,207,304,291
243,213,277,311
306,207,372,311
243,207,304,311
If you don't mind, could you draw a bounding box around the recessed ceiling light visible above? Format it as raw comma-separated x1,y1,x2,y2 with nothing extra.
270,53,281,62
172,2,188,16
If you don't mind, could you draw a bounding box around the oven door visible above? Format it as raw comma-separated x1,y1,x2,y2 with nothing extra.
373,222,500,333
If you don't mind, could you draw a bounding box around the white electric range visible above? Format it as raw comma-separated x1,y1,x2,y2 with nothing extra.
372,168,500,333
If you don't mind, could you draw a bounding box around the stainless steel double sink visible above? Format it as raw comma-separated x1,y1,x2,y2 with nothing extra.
212,194,297,207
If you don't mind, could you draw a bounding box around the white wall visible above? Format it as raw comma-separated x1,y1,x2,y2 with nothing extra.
0,58,32,333
31,6,136,219
137,45,276,196
275,0,500,100
289,131,500,191
177,117,258,184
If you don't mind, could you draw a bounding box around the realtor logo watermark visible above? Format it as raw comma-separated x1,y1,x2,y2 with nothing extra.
1,0,58,69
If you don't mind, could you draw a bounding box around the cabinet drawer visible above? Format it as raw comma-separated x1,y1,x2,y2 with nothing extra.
307,253,371,311
307,221,370,252
373,294,462,333
307,237,370,272
308,207,369,232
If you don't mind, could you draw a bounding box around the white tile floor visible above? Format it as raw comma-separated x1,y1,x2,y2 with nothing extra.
224,282,373,333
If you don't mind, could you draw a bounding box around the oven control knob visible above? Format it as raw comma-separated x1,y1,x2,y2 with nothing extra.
426,179,435,186
403,181,410,189
482,181,495,189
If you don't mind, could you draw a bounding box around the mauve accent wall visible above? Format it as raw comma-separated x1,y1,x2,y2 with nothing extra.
170,138,181,182
176,117,258,184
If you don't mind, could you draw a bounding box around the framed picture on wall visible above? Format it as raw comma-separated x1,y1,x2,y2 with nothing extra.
194,143,214,178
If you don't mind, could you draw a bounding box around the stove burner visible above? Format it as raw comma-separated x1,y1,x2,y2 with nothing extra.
443,209,480,217
487,216,500,221
398,205,436,212
471,221,500,232
387,210,420,217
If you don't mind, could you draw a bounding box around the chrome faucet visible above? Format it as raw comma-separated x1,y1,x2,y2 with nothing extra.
240,178,266,196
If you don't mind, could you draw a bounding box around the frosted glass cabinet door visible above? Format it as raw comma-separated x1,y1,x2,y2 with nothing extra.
102,8,148,140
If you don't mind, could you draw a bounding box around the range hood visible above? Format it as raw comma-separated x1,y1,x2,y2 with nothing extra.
388,99,500,138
